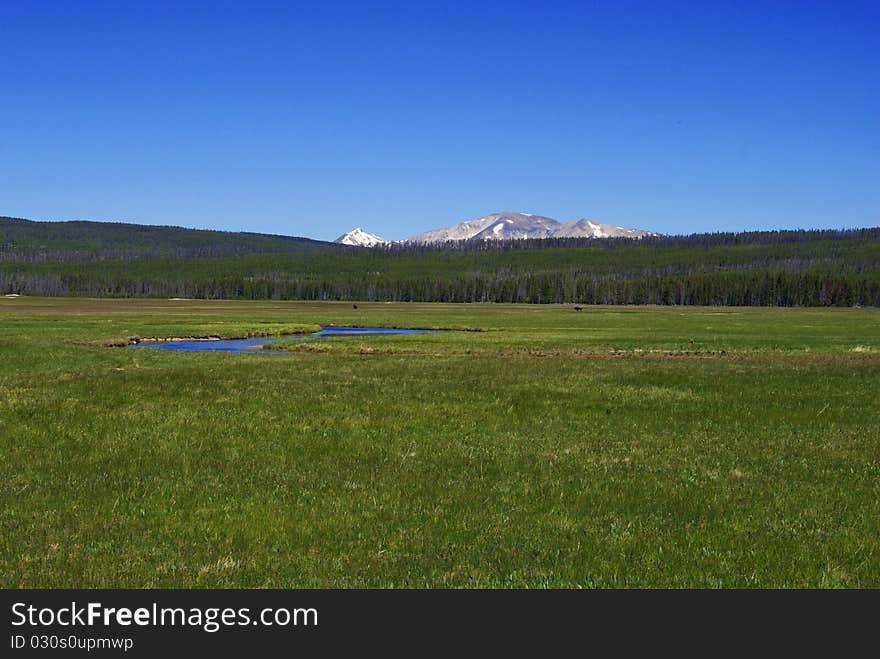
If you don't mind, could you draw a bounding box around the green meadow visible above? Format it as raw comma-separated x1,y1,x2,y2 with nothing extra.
1,297,879,587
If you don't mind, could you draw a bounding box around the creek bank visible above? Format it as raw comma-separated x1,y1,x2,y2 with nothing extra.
104,326,321,348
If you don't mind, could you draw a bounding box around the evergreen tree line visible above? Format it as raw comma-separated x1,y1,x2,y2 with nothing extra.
2,266,876,306
0,216,339,262
2,220,877,306
4,215,878,262
380,227,880,253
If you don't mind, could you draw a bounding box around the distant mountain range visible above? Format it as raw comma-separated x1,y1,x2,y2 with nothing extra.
334,212,656,246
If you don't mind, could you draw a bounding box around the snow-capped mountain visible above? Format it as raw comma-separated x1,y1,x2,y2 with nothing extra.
470,213,561,241
406,212,558,243
404,212,654,243
549,219,655,239
334,227,388,247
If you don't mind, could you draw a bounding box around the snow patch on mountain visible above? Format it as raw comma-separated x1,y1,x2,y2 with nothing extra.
549,219,655,239
334,227,388,247
406,212,560,243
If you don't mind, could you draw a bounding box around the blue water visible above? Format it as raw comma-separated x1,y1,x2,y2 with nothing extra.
129,326,433,353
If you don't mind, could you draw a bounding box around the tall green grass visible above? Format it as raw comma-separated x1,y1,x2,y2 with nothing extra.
1,298,878,587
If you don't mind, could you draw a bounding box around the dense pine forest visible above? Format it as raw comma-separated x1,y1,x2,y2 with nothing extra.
0,216,337,261
2,216,878,306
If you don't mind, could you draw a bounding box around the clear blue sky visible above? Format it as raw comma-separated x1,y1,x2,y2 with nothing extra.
1,1,877,240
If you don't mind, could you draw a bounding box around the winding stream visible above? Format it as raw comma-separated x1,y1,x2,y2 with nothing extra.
129,326,433,354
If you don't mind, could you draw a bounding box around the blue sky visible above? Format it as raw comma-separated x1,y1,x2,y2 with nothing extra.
1,1,877,241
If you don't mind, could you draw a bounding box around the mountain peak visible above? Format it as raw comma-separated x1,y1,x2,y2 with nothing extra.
551,218,656,239
405,212,556,243
404,212,654,243
334,227,388,247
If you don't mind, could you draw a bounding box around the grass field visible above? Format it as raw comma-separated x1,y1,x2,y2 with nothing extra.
1,297,879,587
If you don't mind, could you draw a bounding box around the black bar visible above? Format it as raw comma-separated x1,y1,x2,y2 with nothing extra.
1,589,876,656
